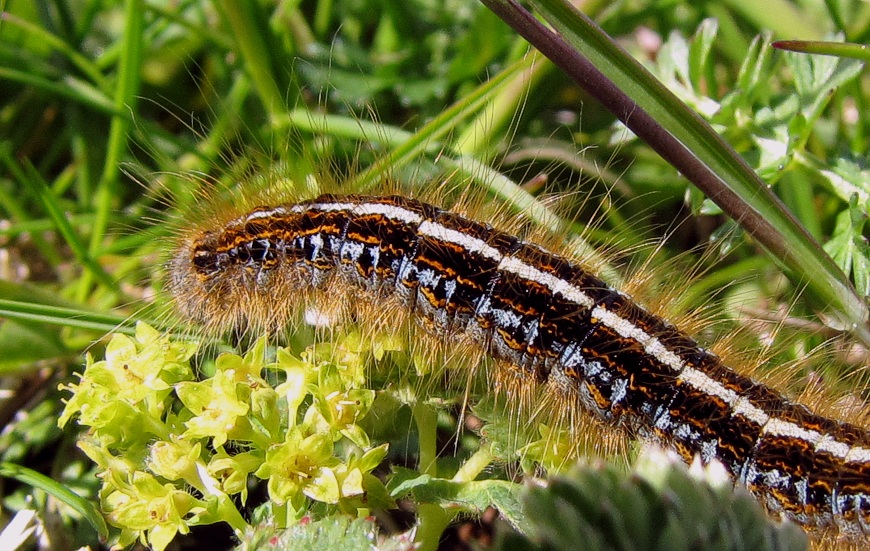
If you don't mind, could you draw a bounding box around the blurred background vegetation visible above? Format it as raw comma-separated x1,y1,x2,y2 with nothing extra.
1,0,869,549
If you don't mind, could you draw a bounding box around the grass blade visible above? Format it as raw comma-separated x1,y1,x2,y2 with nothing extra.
0,462,109,541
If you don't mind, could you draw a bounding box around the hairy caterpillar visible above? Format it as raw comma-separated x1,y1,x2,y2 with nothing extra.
167,191,870,541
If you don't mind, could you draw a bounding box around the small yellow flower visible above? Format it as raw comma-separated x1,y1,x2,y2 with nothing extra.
103,471,204,551
255,427,339,505
176,369,251,447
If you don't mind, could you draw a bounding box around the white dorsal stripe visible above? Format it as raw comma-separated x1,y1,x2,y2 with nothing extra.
296,202,356,214
733,396,770,426
816,435,850,459
304,201,426,226
846,446,870,463
763,418,821,444
679,366,739,404
245,207,290,221
418,220,503,262
352,202,424,225
592,306,683,371
498,256,595,308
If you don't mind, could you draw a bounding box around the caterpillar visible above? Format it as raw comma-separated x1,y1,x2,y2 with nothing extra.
167,192,870,539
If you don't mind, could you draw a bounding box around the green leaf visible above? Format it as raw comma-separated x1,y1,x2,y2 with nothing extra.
394,474,525,525
824,200,870,297
0,462,109,540
0,321,67,374
386,467,432,497
688,19,718,95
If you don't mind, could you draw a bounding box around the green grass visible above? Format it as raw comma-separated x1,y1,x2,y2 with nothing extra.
1,1,869,550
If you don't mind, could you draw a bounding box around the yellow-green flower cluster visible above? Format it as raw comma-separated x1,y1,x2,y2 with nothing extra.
59,323,390,551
